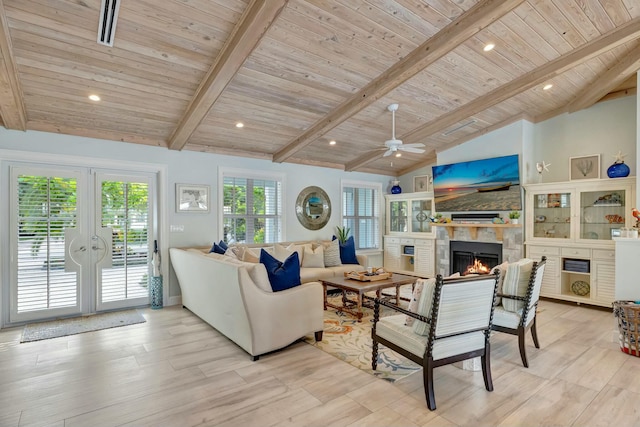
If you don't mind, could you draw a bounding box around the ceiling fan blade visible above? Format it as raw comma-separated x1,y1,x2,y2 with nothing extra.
382,149,393,157
402,143,425,149
398,146,426,154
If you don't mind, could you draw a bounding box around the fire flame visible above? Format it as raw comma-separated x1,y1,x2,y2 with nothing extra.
465,259,490,275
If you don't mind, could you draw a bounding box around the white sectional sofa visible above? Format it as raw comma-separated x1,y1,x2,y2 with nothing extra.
169,242,368,360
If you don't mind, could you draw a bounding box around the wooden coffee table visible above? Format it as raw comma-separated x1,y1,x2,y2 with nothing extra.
320,273,418,322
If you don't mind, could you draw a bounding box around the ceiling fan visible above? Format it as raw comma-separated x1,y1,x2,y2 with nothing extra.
382,103,425,157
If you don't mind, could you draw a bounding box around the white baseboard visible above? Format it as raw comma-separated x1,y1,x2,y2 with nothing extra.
167,296,182,306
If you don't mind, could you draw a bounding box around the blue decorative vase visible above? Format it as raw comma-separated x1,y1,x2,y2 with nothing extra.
391,180,402,194
607,161,630,178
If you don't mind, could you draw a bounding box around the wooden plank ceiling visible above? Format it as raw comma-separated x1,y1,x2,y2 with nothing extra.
0,0,638,176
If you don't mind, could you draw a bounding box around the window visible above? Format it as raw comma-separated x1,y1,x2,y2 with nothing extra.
222,170,283,244
342,181,381,250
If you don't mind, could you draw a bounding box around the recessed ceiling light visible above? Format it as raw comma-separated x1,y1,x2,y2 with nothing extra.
543,84,553,91
88,94,101,101
483,43,495,52
329,140,336,145
235,122,244,128
395,152,402,158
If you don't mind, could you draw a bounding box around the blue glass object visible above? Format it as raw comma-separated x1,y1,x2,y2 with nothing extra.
607,161,630,178
391,181,402,194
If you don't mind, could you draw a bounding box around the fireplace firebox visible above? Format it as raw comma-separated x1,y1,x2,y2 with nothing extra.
450,241,502,275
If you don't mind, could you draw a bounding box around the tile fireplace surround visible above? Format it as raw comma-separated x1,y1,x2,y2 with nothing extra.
435,226,524,277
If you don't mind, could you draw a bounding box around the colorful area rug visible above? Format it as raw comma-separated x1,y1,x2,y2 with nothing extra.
21,309,146,342
305,289,421,382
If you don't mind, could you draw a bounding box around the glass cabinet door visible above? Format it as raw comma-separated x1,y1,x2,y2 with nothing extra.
389,200,408,232
532,192,572,239
580,189,626,241
411,199,432,233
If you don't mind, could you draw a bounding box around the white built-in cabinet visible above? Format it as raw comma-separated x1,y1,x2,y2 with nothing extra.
524,177,635,307
384,192,436,278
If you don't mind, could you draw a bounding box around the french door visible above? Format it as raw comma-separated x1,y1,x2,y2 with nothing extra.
9,165,155,323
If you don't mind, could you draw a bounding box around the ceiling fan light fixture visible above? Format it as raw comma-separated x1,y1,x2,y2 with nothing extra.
381,103,425,158
395,152,401,157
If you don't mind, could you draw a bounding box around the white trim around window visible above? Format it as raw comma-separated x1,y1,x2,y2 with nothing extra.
218,167,286,243
341,179,383,251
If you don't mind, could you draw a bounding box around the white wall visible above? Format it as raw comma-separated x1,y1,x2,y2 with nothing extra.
531,96,637,183
0,129,393,303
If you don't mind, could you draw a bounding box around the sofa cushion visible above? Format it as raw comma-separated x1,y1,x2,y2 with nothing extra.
334,235,359,264
323,239,342,267
246,263,272,293
410,278,437,333
300,267,335,283
260,249,301,292
302,245,324,268
502,258,534,312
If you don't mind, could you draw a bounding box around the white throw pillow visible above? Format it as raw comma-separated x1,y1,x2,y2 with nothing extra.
489,261,509,305
302,245,324,268
405,273,459,326
412,277,437,336
501,258,534,312
246,263,272,292
323,239,342,267
274,243,305,266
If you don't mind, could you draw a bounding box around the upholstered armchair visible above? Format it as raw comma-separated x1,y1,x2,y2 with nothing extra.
491,256,547,368
371,273,499,410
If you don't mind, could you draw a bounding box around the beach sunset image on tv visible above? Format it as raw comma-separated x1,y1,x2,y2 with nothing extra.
432,154,522,212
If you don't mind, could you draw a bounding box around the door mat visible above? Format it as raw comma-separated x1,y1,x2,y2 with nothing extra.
305,288,421,383
21,309,146,343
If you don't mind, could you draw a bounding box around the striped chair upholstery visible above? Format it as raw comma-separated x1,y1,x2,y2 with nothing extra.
492,257,547,368
371,273,499,411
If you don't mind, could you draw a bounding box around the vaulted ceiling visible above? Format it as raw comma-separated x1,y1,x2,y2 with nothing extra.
0,0,638,176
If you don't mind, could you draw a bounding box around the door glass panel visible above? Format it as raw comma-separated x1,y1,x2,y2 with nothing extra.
411,199,432,233
532,193,571,239
580,189,625,240
389,201,407,232
16,175,79,313
100,180,150,304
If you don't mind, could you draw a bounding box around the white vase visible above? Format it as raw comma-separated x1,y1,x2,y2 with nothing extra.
511,218,519,225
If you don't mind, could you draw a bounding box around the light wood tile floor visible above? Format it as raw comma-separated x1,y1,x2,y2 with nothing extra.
0,300,638,427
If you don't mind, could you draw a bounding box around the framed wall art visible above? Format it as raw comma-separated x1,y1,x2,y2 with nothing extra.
569,154,600,180
176,183,210,213
413,175,431,192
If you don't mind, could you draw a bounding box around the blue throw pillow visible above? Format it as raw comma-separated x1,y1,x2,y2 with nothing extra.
259,249,301,292
210,242,226,254
333,235,359,264
218,240,228,251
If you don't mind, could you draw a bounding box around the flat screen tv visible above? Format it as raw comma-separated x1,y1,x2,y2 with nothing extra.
432,154,521,212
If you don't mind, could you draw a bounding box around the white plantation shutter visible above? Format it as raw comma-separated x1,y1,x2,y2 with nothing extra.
342,182,380,250
16,175,79,312
222,172,282,244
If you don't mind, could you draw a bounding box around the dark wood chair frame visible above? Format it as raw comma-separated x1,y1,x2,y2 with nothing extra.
371,273,499,411
491,256,547,368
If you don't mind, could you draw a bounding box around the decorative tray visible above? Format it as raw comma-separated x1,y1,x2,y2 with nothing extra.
344,270,392,281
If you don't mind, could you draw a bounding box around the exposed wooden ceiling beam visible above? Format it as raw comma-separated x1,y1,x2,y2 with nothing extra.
345,149,386,172
568,41,640,113
0,0,27,130
402,17,640,146
271,0,525,163
167,0,287,150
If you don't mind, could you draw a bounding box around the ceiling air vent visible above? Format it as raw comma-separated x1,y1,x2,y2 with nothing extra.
97,0,120,47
